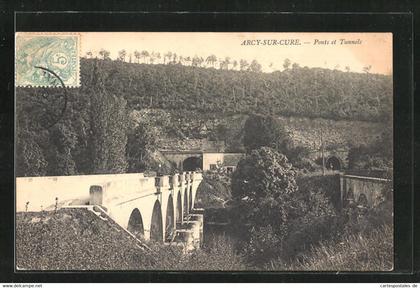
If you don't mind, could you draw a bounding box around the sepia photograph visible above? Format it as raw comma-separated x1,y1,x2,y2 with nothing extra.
15,32,394,271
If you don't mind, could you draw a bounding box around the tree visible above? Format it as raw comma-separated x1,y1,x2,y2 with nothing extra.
243,114,291,154
192,56,201,67
178,56,184,65
164,51,172,64
47,122,77,175
249,60,262,72
224,57,231,70
184,56,191,66
155,52,161,63
89,63,128,173
231,147,300,239
206,55,217,68
239,59,249,71
292,62,300,70
134,50,141,63
283,58,291,70
141,50,150,63
99,49,111,60
232,60,238,70
127,122,158,172
363,65,372,74
348,125,392,170
16,128,48,176
149,52,156,64
117,50,127,62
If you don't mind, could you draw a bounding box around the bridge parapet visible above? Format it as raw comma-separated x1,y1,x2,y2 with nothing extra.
16,173,146,212
155,175,170,188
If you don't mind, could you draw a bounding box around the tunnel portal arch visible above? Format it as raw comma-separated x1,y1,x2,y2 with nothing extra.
326,156,342,171
127,208,144,239
150,200,163,242
182,156,202,171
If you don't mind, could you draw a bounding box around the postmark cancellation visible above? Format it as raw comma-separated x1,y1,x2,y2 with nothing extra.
15,33,80,88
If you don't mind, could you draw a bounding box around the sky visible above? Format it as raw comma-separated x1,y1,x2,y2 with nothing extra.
80,32,392,75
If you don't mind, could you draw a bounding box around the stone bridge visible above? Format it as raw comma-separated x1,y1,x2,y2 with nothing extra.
16,172,204,246
339,173,392,208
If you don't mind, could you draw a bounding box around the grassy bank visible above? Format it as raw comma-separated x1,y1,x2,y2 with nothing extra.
268,224,393,271
16,209,245,271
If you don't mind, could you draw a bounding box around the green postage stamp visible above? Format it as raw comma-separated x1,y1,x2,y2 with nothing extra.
15,33,80,87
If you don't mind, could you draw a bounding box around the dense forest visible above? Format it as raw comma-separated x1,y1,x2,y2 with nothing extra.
81,58,392,121
16,58,392,176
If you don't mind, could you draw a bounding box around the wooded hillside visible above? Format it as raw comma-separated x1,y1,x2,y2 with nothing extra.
15,58,392,176
80,58,392,121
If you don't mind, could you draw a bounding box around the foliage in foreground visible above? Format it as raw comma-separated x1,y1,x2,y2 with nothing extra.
231,147,300,240
16,209,246,271
267,224,393,271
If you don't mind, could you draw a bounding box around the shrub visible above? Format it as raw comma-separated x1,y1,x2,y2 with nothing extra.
281,215,342,261
243,225,283,266
182,234,247,270
231,147,302,236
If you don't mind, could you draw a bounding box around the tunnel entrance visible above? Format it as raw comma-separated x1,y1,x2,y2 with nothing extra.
150,200,163,242
127,208,144,239
183,156,202,171
183,188,188,219
176,192,182,228
326,156,342,171
165,195,175,241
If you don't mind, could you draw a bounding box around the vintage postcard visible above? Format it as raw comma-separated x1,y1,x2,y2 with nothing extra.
15,32,393,271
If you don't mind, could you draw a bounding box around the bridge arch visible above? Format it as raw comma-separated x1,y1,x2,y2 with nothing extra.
165,194,175,241
183,188,188,219
183,156,202,171
176,191,182,227
357,193,369,207
150,200,163,242
189,186,193,213
326,155,342,171
127,208,144,239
